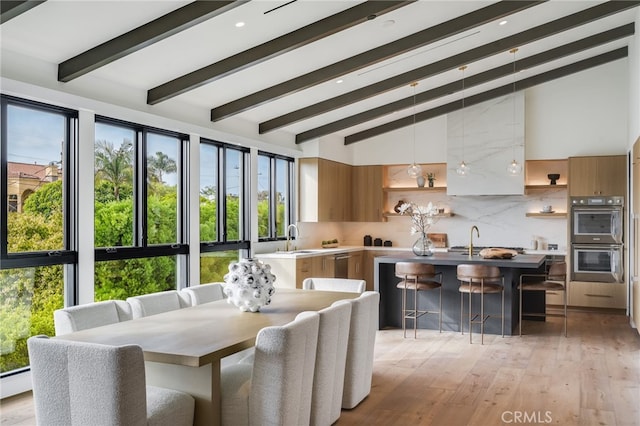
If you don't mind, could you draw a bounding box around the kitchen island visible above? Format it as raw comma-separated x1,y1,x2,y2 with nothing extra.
374,252,547,335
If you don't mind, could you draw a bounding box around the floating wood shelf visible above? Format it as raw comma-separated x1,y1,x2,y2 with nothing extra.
524,184,567,191
384,212,454,218
525,212,567,218
383,186,447,192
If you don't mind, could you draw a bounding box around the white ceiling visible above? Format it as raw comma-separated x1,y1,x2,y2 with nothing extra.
1,0,638,146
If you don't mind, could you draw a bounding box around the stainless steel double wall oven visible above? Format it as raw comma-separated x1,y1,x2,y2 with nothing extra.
570,196,624,283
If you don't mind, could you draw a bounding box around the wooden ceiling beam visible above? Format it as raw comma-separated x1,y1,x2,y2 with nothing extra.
147,0,413,105
344,48,627,145
260,0,639,133
0,0,45,24
212,0,543,122
296,23,635,143
58,1,247,82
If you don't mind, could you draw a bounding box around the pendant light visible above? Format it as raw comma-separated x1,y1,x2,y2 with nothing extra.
407,81,423,177
456,65,470,176
507,48,523,176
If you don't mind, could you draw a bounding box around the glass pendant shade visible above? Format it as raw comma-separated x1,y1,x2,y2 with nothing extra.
407,162,423,177
507,159,522,175
456,161,470,176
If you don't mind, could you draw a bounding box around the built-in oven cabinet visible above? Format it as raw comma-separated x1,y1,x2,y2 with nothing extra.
568,155,626,197
569,281,626,309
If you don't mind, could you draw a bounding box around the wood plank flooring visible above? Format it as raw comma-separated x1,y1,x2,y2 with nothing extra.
1,311,639,426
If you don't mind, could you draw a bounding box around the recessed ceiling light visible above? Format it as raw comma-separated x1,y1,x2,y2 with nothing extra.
499,20,508,26
382,19,395,28
336,79,344,84
235,22,245,28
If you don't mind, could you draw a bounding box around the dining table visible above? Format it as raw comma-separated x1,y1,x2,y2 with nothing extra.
54,288,359,426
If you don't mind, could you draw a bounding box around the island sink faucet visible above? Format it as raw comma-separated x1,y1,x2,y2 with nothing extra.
285,224,299,252
469,225,480,258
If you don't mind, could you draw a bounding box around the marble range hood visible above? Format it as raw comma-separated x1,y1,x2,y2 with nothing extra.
446,92,525,196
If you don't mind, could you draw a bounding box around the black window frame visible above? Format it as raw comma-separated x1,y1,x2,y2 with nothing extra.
257,151,294,242
93,116,189,262
1,94,78,269
199,139,251,254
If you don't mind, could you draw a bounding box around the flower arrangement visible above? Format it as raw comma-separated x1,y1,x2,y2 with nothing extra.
398,201,439,235
426,172,436,182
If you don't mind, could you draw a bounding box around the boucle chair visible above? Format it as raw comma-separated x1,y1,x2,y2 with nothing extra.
221,311,320,426
302,277,366,293
53,300,132,335
27,335,194,426
342,291,380,409
310,300,352,426
181,283,225,306
126,290,191,318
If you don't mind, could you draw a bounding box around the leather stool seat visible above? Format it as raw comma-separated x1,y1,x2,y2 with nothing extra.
457,264,504,344
395,262,442,338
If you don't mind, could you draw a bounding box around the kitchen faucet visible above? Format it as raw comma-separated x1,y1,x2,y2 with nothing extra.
285,224,299,252
469,225,480,258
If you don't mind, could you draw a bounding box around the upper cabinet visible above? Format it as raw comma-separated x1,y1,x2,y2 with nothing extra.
351,165,383,222
299,158,352,222
568,155,626,197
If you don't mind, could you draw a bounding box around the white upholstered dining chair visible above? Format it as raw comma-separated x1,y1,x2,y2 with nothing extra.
181,282,225,306
27,335,194,426
221,311,320,426
310,299,352,426
302,277,366,293
126,290,191,318
342,291,380,409
53,300,132,335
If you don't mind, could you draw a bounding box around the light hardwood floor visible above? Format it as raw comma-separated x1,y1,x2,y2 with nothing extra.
1,311,639,426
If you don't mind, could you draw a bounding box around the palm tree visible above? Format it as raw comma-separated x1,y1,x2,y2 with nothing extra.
95,139,133,201
147,151,177,183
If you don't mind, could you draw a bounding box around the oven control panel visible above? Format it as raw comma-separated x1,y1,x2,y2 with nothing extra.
570,196,624,206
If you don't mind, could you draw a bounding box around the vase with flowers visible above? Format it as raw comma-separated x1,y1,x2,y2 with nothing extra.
398,201,439,256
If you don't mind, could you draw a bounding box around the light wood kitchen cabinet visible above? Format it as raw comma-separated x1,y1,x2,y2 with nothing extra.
261,253,337,289
299,158,352,222
568,281,626,309
351,165,383,222
632,138,640,335
348,251,364,280
568,155,626,196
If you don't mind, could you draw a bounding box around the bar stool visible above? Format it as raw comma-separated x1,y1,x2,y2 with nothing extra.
518,262,567,337
395,262,442,338
457,264,504,344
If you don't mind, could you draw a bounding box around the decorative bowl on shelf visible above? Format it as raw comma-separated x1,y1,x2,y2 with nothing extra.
547,173,560,185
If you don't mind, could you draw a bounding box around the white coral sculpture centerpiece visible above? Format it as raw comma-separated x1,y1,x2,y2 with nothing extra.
223,258,276,312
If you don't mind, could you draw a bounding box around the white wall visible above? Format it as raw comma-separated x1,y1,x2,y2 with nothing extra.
350,59,629,164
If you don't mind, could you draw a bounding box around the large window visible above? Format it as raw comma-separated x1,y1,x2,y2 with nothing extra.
199,139,250,283
94,118,187,300
257,152,294,240
1,95,77,374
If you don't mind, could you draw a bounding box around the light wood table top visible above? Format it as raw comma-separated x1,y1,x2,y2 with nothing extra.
56,288,358,367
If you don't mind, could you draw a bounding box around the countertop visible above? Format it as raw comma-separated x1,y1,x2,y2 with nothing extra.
255,246,565,259
374,251,547,269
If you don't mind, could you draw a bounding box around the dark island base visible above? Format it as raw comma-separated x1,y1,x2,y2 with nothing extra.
375,253,547,336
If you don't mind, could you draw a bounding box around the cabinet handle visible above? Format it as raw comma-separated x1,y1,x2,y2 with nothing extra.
584,294,612,298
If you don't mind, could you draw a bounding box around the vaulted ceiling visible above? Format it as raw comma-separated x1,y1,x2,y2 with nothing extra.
1,1,638,146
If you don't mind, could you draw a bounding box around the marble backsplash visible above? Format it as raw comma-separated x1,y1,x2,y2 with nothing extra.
290,187,567,252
